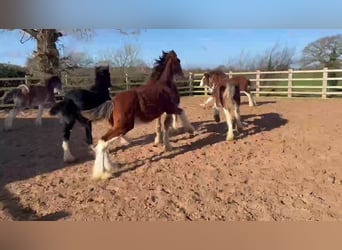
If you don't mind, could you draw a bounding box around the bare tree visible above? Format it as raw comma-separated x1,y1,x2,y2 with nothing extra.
60,51,94,69
255,43,295,71
2,29,141,79
100,44,142,74
227,43,295,71
301,34,342,69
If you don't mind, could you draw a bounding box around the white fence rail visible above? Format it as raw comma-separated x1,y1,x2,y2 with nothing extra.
1,67,342,108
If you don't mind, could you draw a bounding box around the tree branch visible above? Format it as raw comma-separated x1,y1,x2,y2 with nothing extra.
22,29,38,38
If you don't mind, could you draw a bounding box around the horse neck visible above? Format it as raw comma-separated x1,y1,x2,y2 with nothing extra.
90,77,103,90
158,60,174,84
45,80,57,94
89,78,110,97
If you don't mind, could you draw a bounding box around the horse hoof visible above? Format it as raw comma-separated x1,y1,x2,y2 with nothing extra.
214,115,220,123
154,138,163,146
226,135,234,141
92,172,112,180
187,126,195,135
64,156,76,163
169,128,178,136
164,145,173,152
120,137,131,146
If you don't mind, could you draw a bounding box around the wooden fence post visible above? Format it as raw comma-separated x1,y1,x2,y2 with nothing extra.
125,73,129,90
256,70,260,97
24,74,29,85
288,69,293,98
322,67,328,99
64,73,68,86
189,72,193,96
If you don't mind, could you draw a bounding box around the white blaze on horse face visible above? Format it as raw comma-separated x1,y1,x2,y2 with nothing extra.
54,87,63,95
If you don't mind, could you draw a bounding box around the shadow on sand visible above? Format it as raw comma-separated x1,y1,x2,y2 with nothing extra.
0,116,91,221
111,112,288,178
0,109,287,220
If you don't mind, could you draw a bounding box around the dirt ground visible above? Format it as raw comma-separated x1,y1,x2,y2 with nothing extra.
0,96,342,221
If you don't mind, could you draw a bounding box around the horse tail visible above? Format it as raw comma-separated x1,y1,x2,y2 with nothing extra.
80,100,114,123
1,89,22,104
223,83,240,107
17,84,30,94
234,85,241,106
49,101,66,115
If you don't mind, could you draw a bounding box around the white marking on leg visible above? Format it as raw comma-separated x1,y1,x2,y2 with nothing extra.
35,104,44,126
4,108,20,130
233,104,243,132
62,140,76,163
200,96,214,107
172,114,177,130
241,91,255,107
223,108,234,141
163,115,173,151
154,118,163,145
179,111,194,134
93,137,119,180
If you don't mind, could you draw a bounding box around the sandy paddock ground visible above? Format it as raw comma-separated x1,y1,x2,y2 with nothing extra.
0,96,341,221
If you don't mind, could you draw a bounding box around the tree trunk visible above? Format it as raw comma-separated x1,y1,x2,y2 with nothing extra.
23,29,62,80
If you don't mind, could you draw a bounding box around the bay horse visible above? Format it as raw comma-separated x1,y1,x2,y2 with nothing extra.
83,50,195,180
48,65,125,163
200,74,257,107
3,75,63,130
200,69,243,141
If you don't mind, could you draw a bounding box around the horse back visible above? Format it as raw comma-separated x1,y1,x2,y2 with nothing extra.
64,89,111,110
113,85,179,123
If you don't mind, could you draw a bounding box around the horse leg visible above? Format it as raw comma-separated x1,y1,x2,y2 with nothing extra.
233,103,243,133
154,117,163,146
4,107,20,130
75,113,93,145
241,91,256,107
178,109,195,134
223,107,234,141
200,96,214,108
35,104,44,126
163,114,173,151
58,113,64,124
213,105,220,123
172,114,178,130
93,127,126,180
62,119,76,163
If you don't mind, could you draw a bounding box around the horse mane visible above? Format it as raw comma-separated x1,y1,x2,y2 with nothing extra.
149,50,173,80
209,69,227,77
